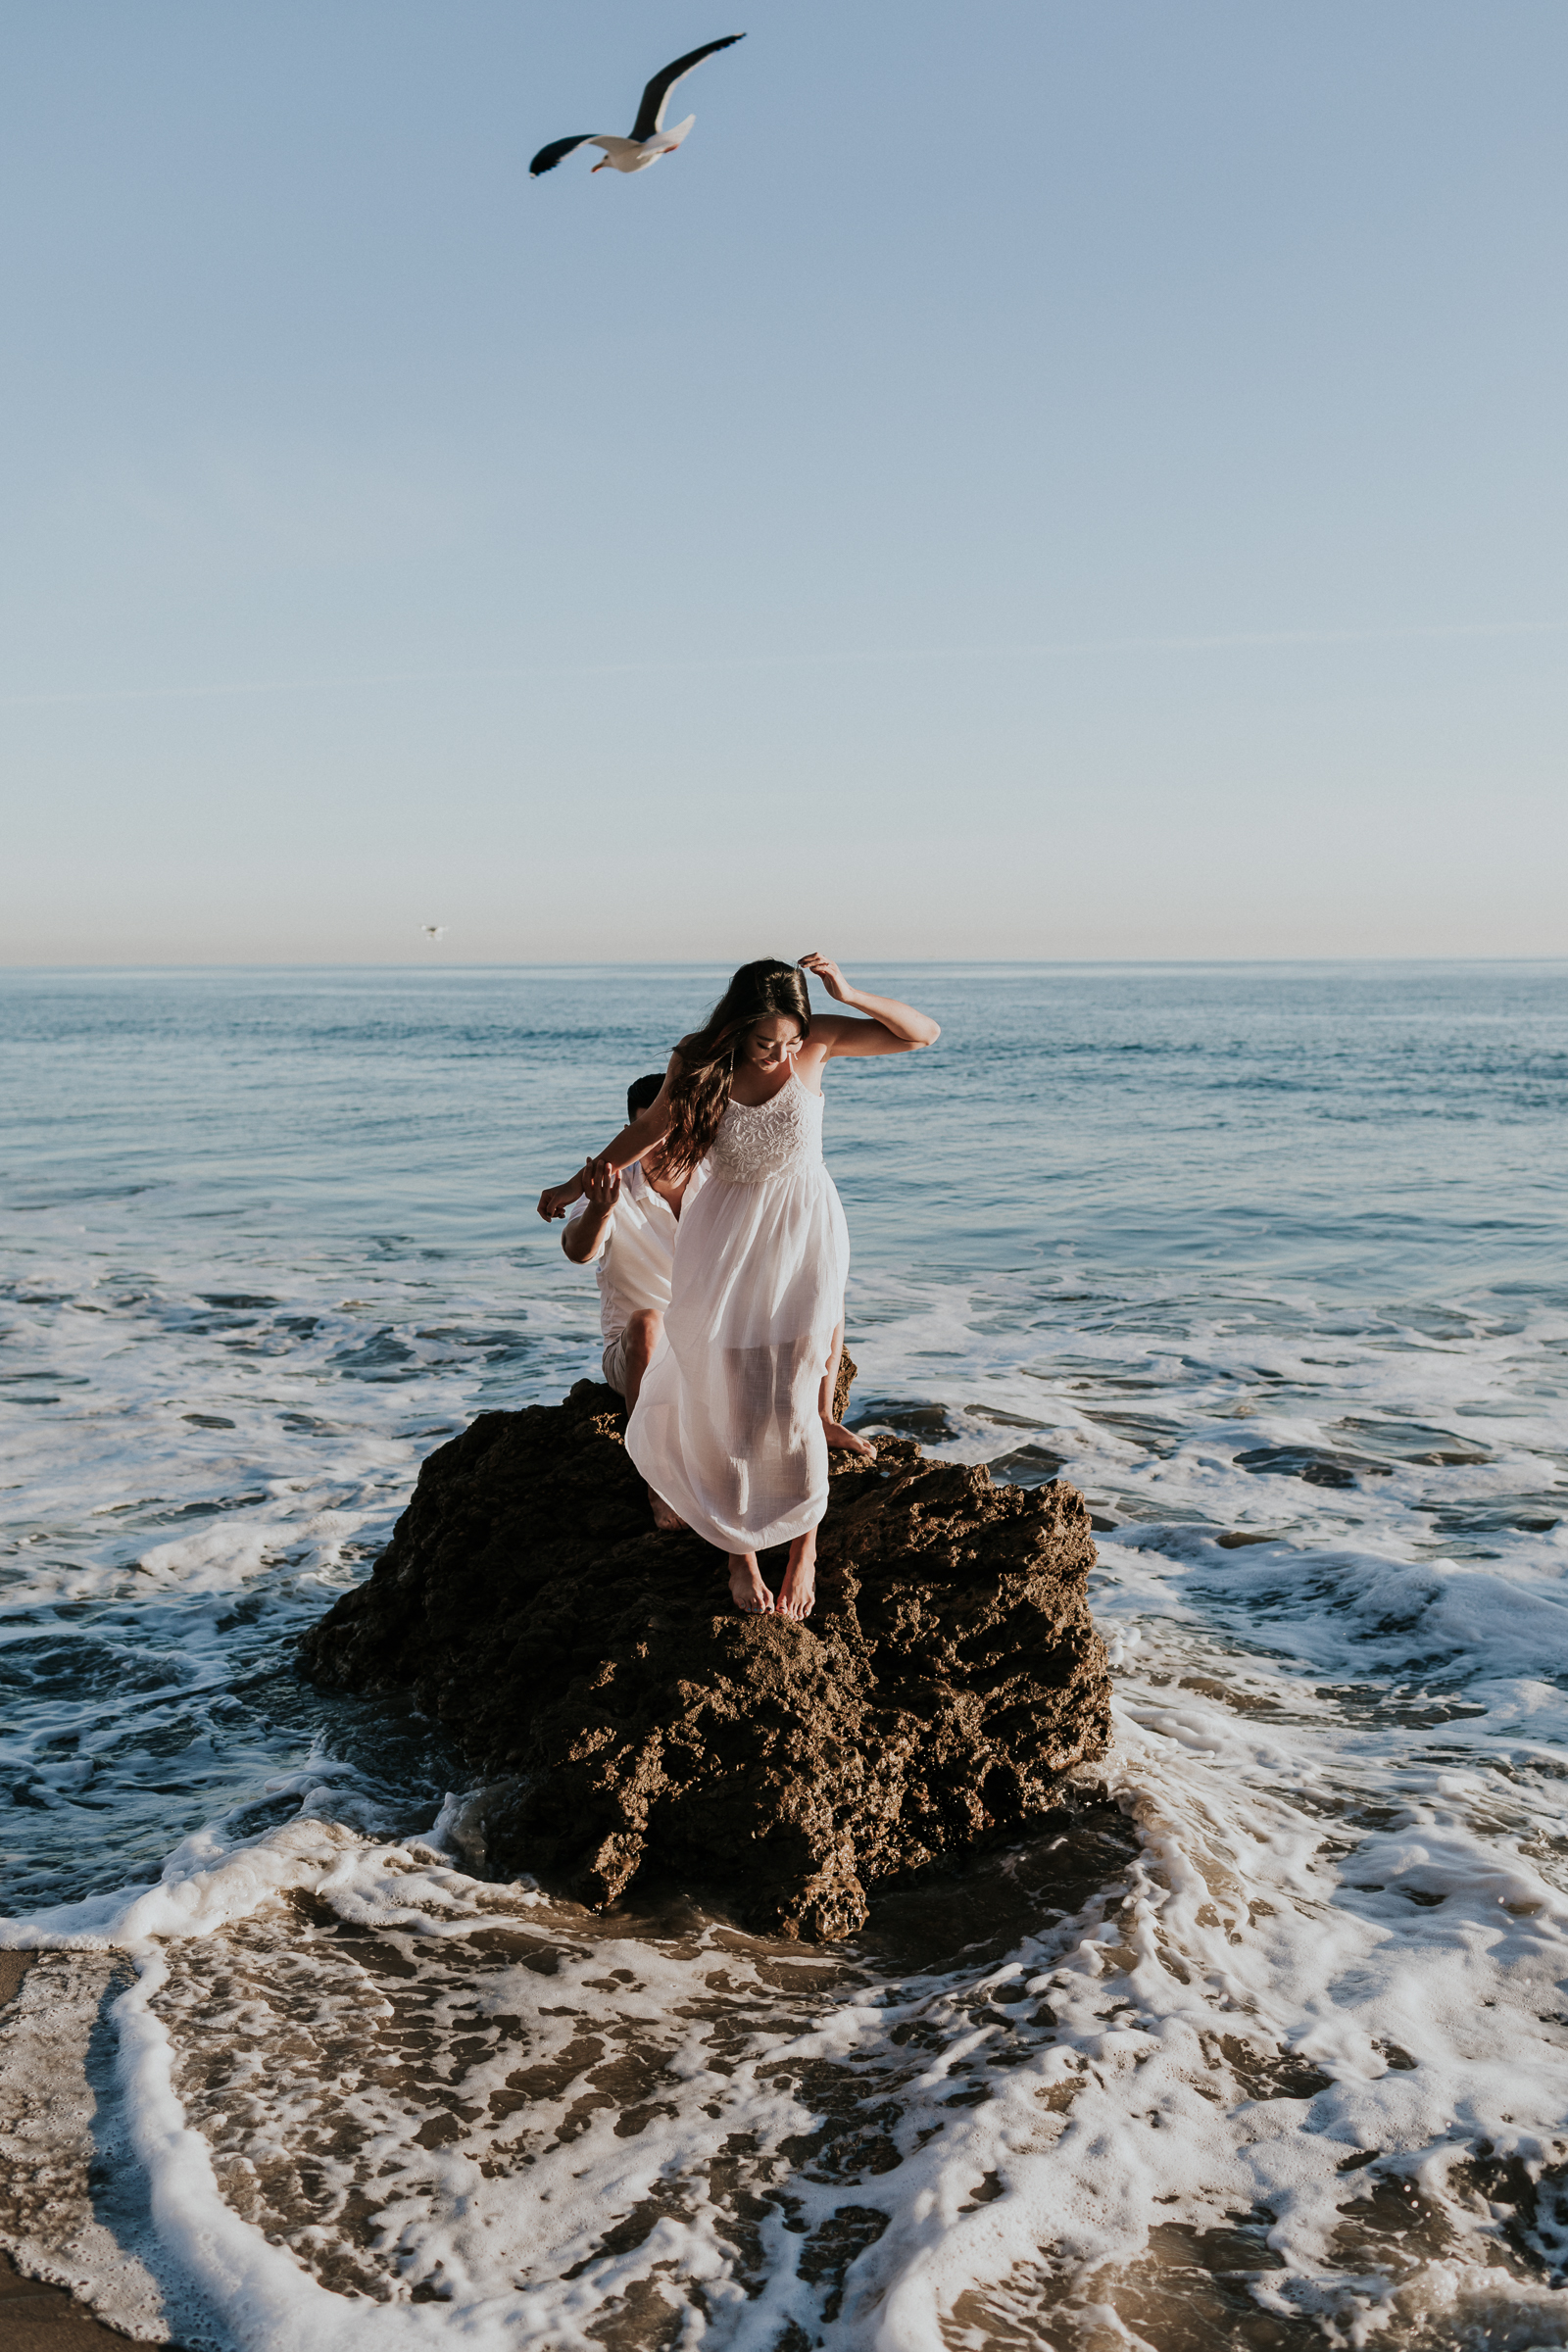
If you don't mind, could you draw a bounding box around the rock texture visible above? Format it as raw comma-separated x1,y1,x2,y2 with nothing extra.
299,1375,1112,1940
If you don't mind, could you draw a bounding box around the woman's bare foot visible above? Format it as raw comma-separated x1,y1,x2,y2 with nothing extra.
648,1484,686,1531
728,1554,773,1615
822,1419,876,1461
777,1532,816,1620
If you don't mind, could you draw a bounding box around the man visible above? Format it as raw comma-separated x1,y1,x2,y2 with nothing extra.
560,1072,702,1526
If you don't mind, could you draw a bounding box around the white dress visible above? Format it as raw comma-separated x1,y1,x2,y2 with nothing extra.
625,1073,851,1553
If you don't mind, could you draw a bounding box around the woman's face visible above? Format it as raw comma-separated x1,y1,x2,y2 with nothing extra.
743,1015,804,1072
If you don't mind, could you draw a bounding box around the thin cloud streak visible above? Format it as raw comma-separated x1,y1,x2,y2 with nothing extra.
3,617,1564,712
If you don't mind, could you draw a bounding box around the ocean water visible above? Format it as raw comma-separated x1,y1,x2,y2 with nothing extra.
2,960,1567,2351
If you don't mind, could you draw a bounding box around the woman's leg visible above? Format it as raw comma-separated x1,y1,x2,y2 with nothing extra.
776,1526,816,1619
727,1553,773,1614
726,1340,821,1617
819,1318,876,1459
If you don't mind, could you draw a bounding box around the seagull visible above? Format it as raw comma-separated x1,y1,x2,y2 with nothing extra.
420,924,448,941
529,35,745,178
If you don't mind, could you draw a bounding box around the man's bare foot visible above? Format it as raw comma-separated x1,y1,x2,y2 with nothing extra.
728,1554,773,1615
822,1419,876,1461
648,1485,686,1532
777,1532,816,1620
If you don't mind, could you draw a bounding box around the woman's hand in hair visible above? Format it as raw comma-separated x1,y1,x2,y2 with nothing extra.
799,957,942,1054
799,952,851,1003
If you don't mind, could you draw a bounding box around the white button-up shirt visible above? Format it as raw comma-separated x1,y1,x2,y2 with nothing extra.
565,1160,705,1347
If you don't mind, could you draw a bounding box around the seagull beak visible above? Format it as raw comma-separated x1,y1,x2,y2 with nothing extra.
590,158,609,172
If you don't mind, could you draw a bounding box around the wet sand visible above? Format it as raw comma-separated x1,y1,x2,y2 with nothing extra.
0,2247,135,2351
0,1956,139,2349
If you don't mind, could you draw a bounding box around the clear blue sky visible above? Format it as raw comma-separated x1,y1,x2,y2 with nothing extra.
2,1,1564,963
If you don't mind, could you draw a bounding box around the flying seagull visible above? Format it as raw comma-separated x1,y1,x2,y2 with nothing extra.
529,35,745,178
420,924,448,941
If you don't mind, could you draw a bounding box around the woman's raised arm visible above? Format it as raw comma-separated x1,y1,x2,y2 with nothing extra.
535,1054,680,1220
799,954,941,1055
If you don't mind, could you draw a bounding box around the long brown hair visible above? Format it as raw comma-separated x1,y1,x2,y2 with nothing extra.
661,958,811,1177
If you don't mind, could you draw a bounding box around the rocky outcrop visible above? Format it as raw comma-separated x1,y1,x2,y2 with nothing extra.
298,1375,1112,1940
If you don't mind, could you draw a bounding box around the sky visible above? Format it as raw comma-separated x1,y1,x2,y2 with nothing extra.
2,0,1564,965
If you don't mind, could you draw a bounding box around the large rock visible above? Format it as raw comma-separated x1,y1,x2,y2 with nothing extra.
298,1377,1112,1940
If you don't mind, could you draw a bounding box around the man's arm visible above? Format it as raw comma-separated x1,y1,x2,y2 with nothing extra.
562,1161,620,1263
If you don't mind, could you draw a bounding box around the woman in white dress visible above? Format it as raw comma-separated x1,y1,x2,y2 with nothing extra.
538,956,940,1620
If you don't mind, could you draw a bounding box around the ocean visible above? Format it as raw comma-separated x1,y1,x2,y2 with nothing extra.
2,960,1566,2350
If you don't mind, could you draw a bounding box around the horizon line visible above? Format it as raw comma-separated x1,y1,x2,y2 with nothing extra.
3,954,1566,976
3,617,1565,711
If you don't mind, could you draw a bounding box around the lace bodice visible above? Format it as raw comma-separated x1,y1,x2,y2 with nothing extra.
709,1073,824,1185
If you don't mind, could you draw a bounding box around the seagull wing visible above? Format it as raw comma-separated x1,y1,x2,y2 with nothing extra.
530,133,601,177
629,33,745,142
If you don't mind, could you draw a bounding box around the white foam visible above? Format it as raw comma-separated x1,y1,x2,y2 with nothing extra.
0,1817,523,1954
7,1111,1568,2339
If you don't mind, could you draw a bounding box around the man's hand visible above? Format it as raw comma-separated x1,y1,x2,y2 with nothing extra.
558,1157,621,1263
799,952,853,1004
582,1160,621,1213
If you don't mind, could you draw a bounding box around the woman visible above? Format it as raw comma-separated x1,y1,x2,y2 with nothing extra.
538,955,940,1620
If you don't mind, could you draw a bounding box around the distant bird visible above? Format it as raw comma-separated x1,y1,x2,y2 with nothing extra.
529,35,745,178
420,924,448,941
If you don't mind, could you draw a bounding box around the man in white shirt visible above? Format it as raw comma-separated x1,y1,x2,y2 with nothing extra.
562,1078,703,1529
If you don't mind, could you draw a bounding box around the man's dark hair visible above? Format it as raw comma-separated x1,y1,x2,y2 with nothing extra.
627,1072,664,1121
